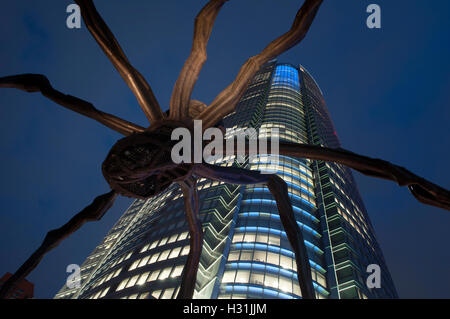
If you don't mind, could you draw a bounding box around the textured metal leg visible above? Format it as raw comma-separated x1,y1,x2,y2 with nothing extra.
75,0,164,123
0,74,145,136
194,164,316,299
177,178,203,299
0,190,117,299
169,0,228,120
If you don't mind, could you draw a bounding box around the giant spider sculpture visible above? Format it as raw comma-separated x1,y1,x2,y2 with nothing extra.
0,0,449,300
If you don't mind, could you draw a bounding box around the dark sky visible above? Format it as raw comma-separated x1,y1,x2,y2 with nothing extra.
0,0,449,299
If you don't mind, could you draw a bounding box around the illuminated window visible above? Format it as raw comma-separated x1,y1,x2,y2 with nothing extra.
113,268,122,278
169,247,181,259
159,237,168,246
278,277,293,294
171,265,184,278
159,267,172,280
280,255,293,270
244,233,255,242
253,250,267,263
152,290,162,299
149,253,160,264
235,270,250,283
129,260,140,271
222,270,236,283
268,235,280,246
228,251,239,261
99,287,110,298
232,233,244,243
250,272,264,286
264,274,278,289
158,249,170,261
140,244,149,253
138,256,149,268
149,241,158,249
256,233,268,244
267,252,280,265
161,288,175,299
148,270,160,282
126,275,139,288
116,278,128,291
137,272,150,285
240,250,253,261
181,246,190,256
293,282,301,296
168,234,178,243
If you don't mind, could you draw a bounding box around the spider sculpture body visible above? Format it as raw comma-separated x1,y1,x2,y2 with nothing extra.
0,0,449,300
102,121,191,199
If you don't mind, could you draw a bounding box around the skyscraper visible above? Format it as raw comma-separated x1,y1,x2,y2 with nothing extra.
54,61,397,300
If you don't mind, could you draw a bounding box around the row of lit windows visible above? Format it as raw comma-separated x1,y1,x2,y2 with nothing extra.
249,164,313,186
265,102,305,115
88,286,110,299
334,197,370,242
252,155,312,175
232,231,280,246
92,267,123,289
222,270,302,296
106,251,133,270
226,249,327,288
265,108,304,121
117,264,185,293
139,231,189,254
267,94,302,104
129,245,190,271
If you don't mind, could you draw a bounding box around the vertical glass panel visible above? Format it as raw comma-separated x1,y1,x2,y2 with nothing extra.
240,250,253,261
161,288,175,299
152,290,162,299
244,233,256,243
137,272,150,285
228,251,240,261
279,277,293,294
126,275,139,288
116,278,128,291
250,272,265,286
171,265,184,278
253,250,267,263
222,270,236,283
280,255,293,270
256,233,268,244
267,252,280,265
148,270,160,282
235,270,250,283
159,267,172,280
264,273,279,289
169,247,181,259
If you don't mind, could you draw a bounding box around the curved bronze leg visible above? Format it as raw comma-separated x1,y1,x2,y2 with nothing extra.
0,191,117,299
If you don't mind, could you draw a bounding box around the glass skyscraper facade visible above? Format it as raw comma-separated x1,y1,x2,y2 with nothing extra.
55,61,397,300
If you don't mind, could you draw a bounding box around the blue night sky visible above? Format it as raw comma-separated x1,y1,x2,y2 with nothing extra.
0,1,449,298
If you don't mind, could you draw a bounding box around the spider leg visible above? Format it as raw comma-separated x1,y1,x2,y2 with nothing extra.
217,139,450,211
75,0,164,123
169,0,228,120
177,178,203,299
198,0,323,128
276,142,450,211
0,190,117,299
0,74,144,136
194,164,316,299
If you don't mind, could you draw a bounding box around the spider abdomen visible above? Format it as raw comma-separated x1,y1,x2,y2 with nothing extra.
102,124,193,198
